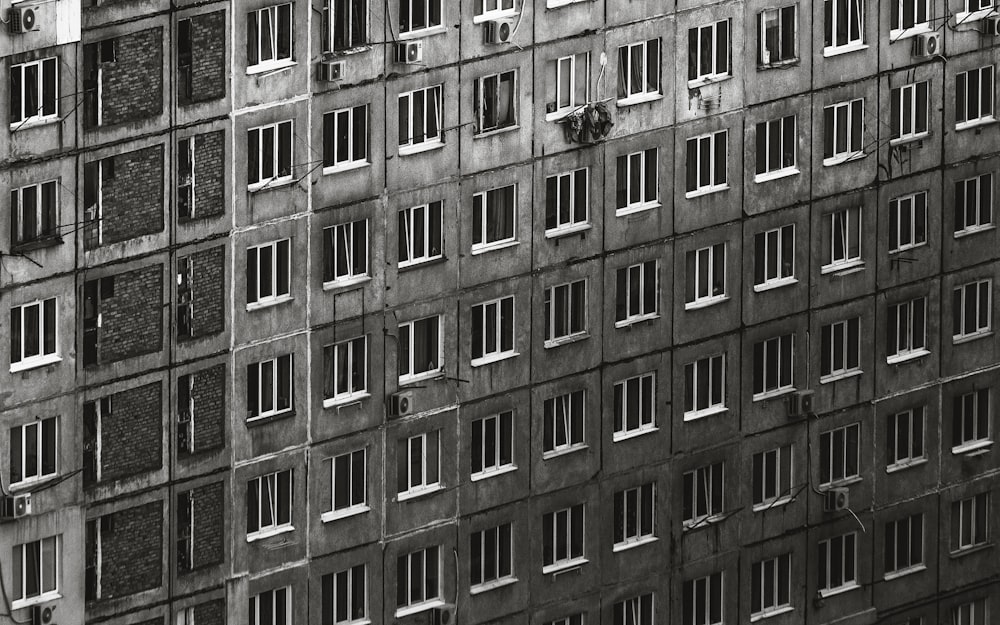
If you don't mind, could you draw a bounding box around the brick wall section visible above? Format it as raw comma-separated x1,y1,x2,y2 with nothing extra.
101,28,163,126
189,246,225,338
193,131,225,218
191,363,225,452
91,145,164,248
100,382,162,482
100,501,163,599
100,264,163,363
193,599,226,625
190,11,226,103
191,481,224,568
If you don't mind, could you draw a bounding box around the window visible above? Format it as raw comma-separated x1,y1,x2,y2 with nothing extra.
685,131,728,195
547,52,589,118
323,221,368,286
82,397,108,486
542,504,585,571
471,296,515,364
177,138,195,219
548,616,584,625
11,536,58,606
247,5,293,69
323,106,368,171
752,445,793,508
614,373,656,438
470,523,513,588
890,82,929,142
247,120,293,187
250,587,291,625
891,0,929,32
951,492,989,551
952,388,991,451
820,317,861,379
617,40,660,102
82,277,113,368
824,0,864,50
684,354,725,418
887,297,927,361
396,546,440,609
399,201,443,266
330,449,366,516
685,243,726,308
9,298,58,372
824,206,862,270
955,173,993,234
683,572,723,625
398,86,443,151
819,423,860,486
754,224,795,288
952,279,991,340
956,66,994,128
398,0,441,33
683,463,724,528
10,181,58,247
688,20,730,84
818,533,857,593
321,565,367,625
323,336,367,404
546,168,588,233
472,184,516,251
753,334,794,398
9,417,57,487
247,354,293,420
9,58,58,127
246,470,293,538
177,256,194,339
544,280,587,344
247,239,291,307
83,40,115,128
322,0,368,52
884,514,923,575
953,598,990,625
758,6,796,66
752,554,791,617
474,70,517,134
474,0,514,19
177,490,194,573
614,483,654,547
889,192,927,252
399,315,442,381
397,431,440,496
472,411,514,477
755,115,796,179
543,390,585,455
823,99,864,164
616,261,658,325
887,407,925,468
614,594,654,625
616,148,658,213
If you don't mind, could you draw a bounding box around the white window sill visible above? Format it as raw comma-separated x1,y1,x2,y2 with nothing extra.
952,440,992,456
10,353,62,373
954,224,995,239
542,444,587,460
752,496,793,513
754,168,799,184
890,132,930,147
321,505,370,523
889,240,927,254
474,124,520,140
818,582,860,598
471,351,519,368
546,107,584,122
687,74,731,90
614,313,659,329
546,0,587,9
398,140,445,157
323,275,370,291
953,330,993,345
544,332,588,349
469,576,518,595
323,44,373,57
248,176,295,192
472,9,517,23
323,392,371,409
247,408,294,423
683,513,726,531
820,369,863,385
949,542,993,558
683,405,727,422
752,387,795,403
823,42,868,58
11,592,61,611
821,475,863,489
612,426,657,443
889,24,932,41
246,295,293,311
883,564,926,581
886,457,927,473
612,536,657,553
399,369,444,386
9,474,59,491
750,605,794,622
823,152,866,167
471,464,517,482
886,349,929,365
471,239,519,256
247,524,294,543
956,117,997,132
758,58,800,71
616,92,663,108
399,255,445,270
246,59,296,75
820,259,865,275
397,483,444,502
398,25,447,40
684,295,729,311
754,277,797,293
542,558,588,575
545,223,591,239
685,184,730,199
616,201,660,217
9,115,60,131
395,599,445,618
323,160,370,176
955,9,998,25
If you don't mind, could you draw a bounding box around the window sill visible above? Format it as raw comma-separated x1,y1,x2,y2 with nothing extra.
754,277,797,293
954,224,995,239
398,25,447,40
546,107,583,122
395,599,445,618
9,473,59,492
752,496,793,513
757,58,799,71
474,124,520,140
246,409,295,426
246,59,296,75
471,351,519,368
472,8,517,23
614,313,659,329
886,457,927,473
823,42,868,58
323,161,370,176
613,426,658,443
399,369,445,386
397,483,444,502
683,512,727,531
886,349,930,365
542,444,587,460
471,464,517,482
752,387,795,403
11,236,63,253
883,564,926,581
889,132,929,147
685,184,730,199
323,45,374,57
820,259,865,276
471,239,519,256
544,332,588,349
399,255,446,271
546,0,588,9
754,168,799,184
545,223,591,239
818,582,860,598
951,440,992,456
820,369,863,385
398,140,445,157
956,117,997,132
323,275,370,291
821,475,863,489
469,576,518,595
615,201,660,217
687,74,731,90
246,295,293,311
683,405,727,422
9,115,60,131
955,9,998,26
616,92,663,108
11,592,61,611
889,240,927,255
949,542,993,559
612,536,657,553
321,505,370,523
953,330,993,345
684,295,729,311
247,176,295,193
10,353,62,374
323,392,370,409
246,524,294,543
750,605,794,622
889,24,932,41
542,558,588,576
823,152,866,167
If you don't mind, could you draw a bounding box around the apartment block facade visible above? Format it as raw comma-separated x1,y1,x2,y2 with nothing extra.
2,0,1000,624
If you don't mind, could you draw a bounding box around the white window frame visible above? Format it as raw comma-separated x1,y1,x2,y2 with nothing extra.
398,85,444,155
758,6,797,67
474,70,518,135
543,390,586,457
543,280,587,346
542,504,586,573
953,279,992,341
884,514,924,578
545,168,589,236
471,410,515,479
956,66,995,130
615,260,658,326
399,315,443,382
617,39,661,105
685,131,729,197
11,536,60,608
470,523,515,592
751,554,791,619
952,388,991,453
890,81,929,144
322,0,368,52
887,407,925,470
684,353,726,419
955,173,993,236
473,0,515,22
246,470,293,541
613,372,656,440
688,20,731,87
247,4,294,72
322,220,369,288
247,120,294,189
824,0,865,54
820,317,862,382
323,565,367,625
818,532,858,595
890,0,931,38
398,0,442,35
613,483,655,549
9,416,58,487
10,180,59,247
250,586,292,625
889,192,927,253
471,296,516,366
823,99,865,165
323,105,369,173
547,52,590,120
395,546,442,615
754,224,796,290
754,115,797,182
887,297,927,363
472,184,517,253
325,448,368,520
957,0,998,24
9,297,59,372
683,462,725,529
753,334,795,399
398,431,441,499
685,243,727,309
9,57,59,128
246,239,291,309
952,492,989,552
684,572,723,625
953,598,990,625
616,148,659,215
823,206,863,272
752,445,794,510
819,422,861,486
399,201,443,267
614,594,654,625
247,354,293,420
323,336,368,407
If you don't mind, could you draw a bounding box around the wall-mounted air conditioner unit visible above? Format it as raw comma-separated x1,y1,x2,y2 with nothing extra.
484,18,515,44
7,6,38,33
912,31,940,57
387,391,413,419
318,60,345,82
823,487,849,512
395,40,424,64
